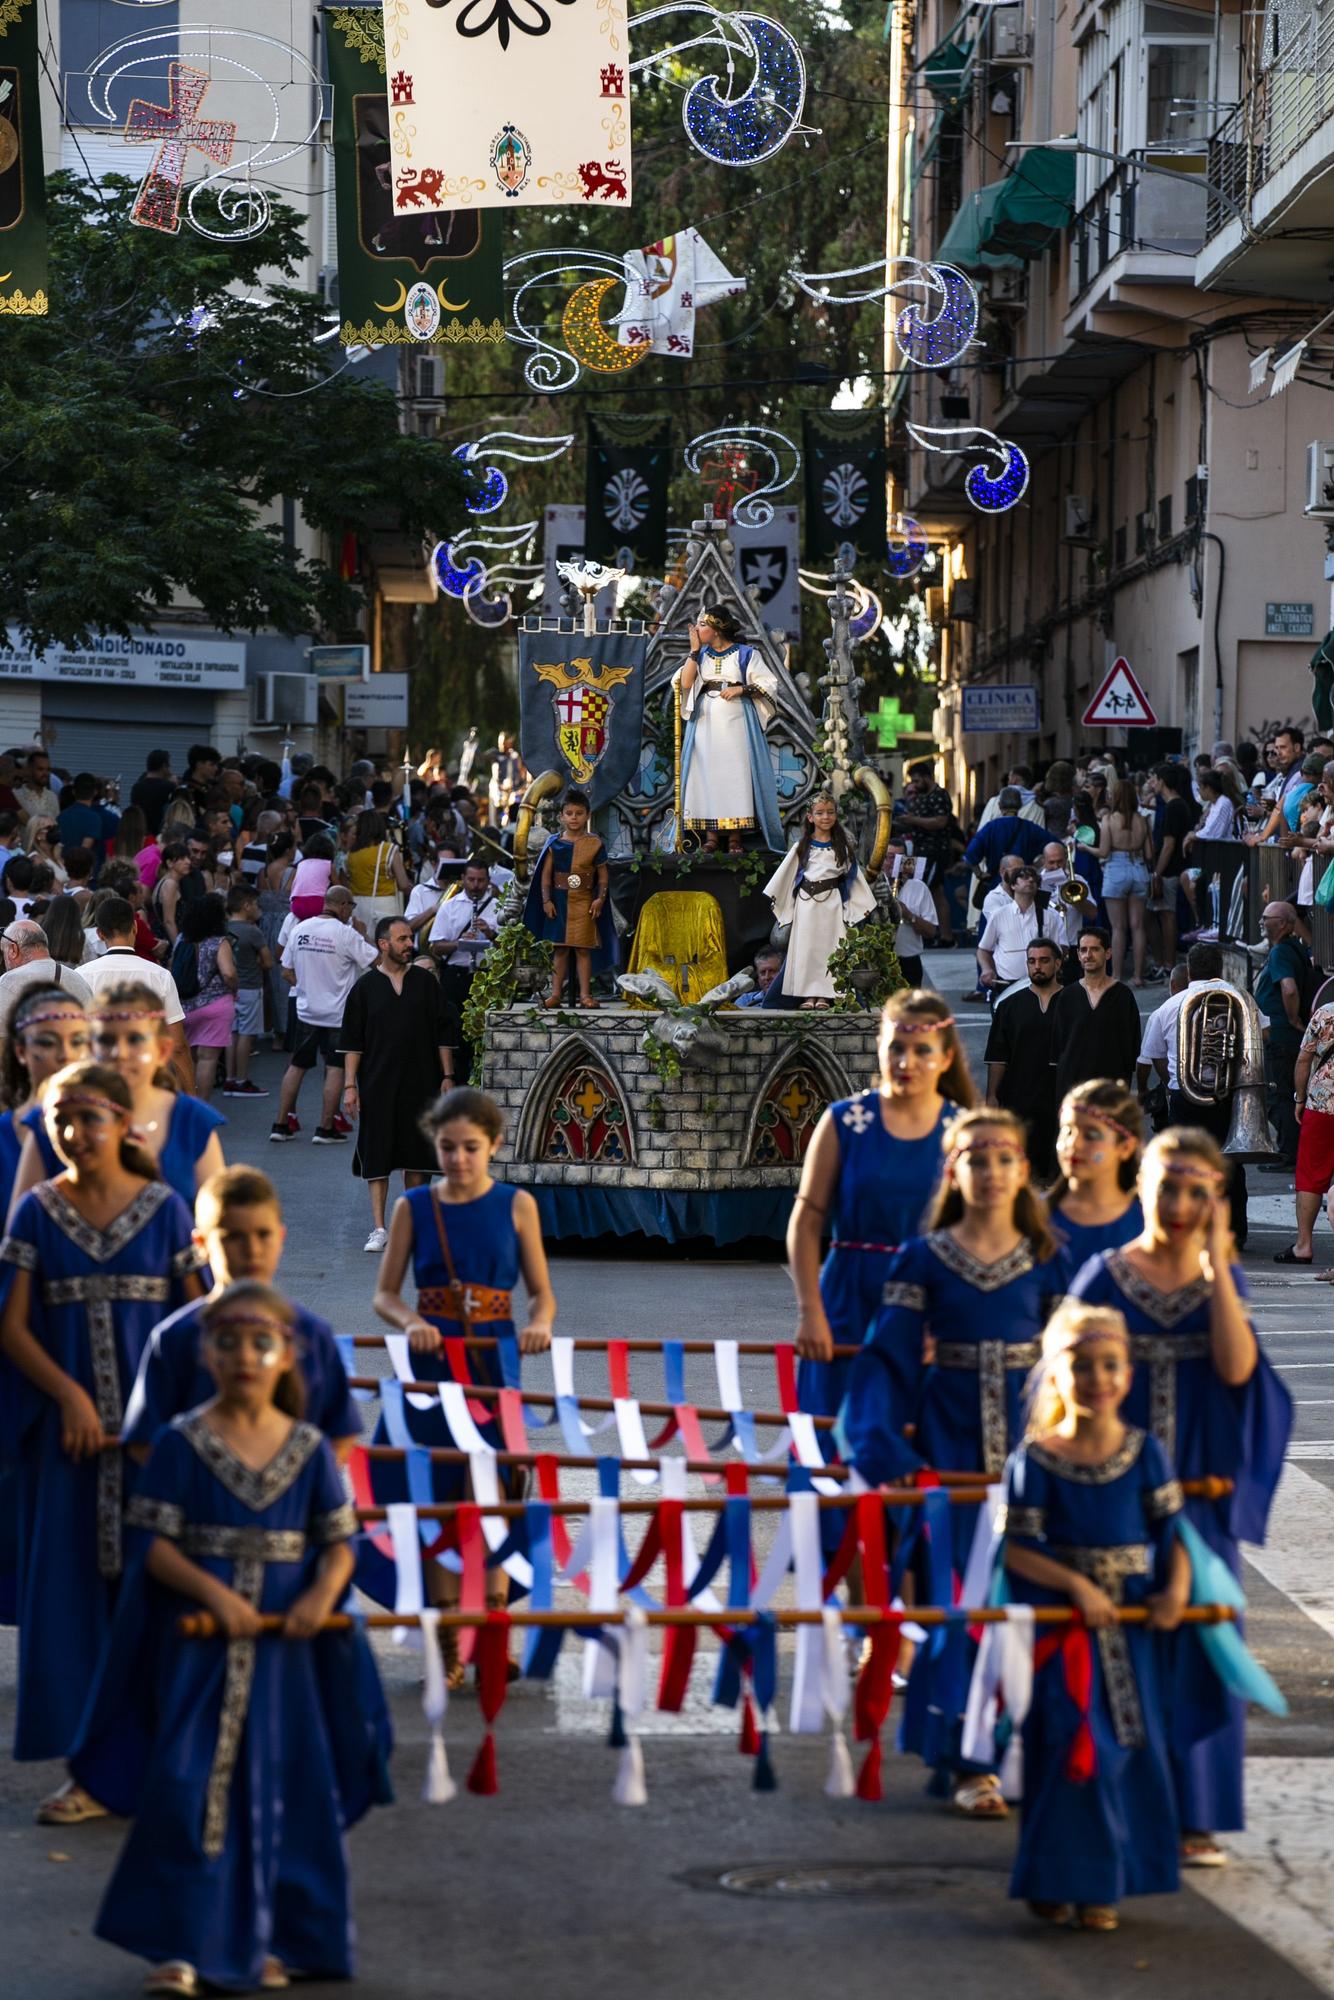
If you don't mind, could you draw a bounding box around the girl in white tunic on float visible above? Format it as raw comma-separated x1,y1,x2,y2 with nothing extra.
763,793,876,1007
671,606,784,854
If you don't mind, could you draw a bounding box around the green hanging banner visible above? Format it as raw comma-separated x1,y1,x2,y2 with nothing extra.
0,0,48,318
325,6,505,349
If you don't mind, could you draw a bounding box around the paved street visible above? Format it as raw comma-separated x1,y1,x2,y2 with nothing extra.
5,969,1334,1998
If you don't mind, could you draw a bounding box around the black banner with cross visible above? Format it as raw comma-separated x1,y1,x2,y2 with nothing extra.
801,409,886,560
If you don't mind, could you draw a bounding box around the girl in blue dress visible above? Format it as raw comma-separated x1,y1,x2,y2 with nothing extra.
373,1086,555,1686
9,979,226,1214
0,1060,204,1820
1067,1126,1291,1863
72,1281,391,1996
842,1106,1070,1816
1049,1079,1144,1268
1001,1300,1190,1932
0,984,93,1620
790,988,976,1422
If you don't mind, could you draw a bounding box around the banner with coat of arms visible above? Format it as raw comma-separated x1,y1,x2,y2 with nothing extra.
380,0,631,214
0,0,48,317
326,8,504,346
518,626,647,810
801,409,886,560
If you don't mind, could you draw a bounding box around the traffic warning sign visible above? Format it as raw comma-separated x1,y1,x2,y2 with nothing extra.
1082,657,1158,729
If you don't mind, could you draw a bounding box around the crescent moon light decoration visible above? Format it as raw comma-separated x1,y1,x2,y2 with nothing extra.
885,514,929,579
562,276,654,375
790,257,979,371
505,249,636,391
906,423,1030,514
848,583,884,643
630,5,813,166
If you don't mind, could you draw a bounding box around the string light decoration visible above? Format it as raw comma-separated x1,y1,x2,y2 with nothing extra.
683,424,799,527
630,5,813,167
453,429,575,512
453,448,509,515
83,26,323,242
562,276,654,375
505,249,632,391
885,515,928,579
906,423,1030,515
791,257,979,371
432,541,487,598
848,582,884,643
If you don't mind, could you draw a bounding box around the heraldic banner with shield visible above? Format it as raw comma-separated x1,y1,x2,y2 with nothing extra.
518,627,647,812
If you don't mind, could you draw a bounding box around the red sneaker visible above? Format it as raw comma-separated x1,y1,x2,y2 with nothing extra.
332,1111,353,1136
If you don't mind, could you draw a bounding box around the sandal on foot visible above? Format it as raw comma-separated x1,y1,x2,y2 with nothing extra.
1027,1901,1073,1926
1077,1905,1119,1932
36,1779,107,1825
703,835,719,855
1181,1833,1228,1867
438,1623,467,1694
727,836,744,857
144,1966,199,1997
260,1960,289,1991
1273,1245,1314,1264
953,1773,1009,1818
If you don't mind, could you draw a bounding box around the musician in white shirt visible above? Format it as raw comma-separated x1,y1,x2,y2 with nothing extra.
429,860,502,1081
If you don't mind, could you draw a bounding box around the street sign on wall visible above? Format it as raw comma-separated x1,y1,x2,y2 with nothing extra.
961,684,1040,733
1265,602,1315,637
1082,657,1157,728
344,675,409,728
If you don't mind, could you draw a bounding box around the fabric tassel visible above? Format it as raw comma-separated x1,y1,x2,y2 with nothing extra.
1066,1720,1097,1786
825,1729,856,1799
739,1690,760,1757
466,1728,498,1796
424,1725,457,1805
752,1727,777,1793
607,1697,627,1749
612,1736,647,1807
856,1735,883,1802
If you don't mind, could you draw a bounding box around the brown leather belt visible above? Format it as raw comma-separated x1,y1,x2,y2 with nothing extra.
418,1283,513,1323
553,870,590,891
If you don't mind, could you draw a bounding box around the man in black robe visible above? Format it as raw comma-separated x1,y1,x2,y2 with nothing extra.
339,917,456,1254
984,936,1062,1174
1050,925,1144,1107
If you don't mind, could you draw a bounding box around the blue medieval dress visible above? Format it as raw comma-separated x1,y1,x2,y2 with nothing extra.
0,1107,27,1621
362,1182,525,1601
23,1091,226,1209
2,1177,202,1758
670,643,784,850
1067,1249,1292,1830
522,833,618,970
1051,1197,1144,1273
843,1230,1072,1779
797,1093,955,1423
124,1298,361,1453
1000,1428,1184,1906
72,1414,392,1991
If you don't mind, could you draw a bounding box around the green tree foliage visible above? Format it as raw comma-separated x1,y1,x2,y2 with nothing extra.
0,173,474,651
414,0,896,750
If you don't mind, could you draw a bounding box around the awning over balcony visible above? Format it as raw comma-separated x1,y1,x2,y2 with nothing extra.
935,149,1077,270
920,35,974,106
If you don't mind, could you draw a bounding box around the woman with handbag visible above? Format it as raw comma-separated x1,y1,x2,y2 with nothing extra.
345,811,410,932
371,1087,555,1687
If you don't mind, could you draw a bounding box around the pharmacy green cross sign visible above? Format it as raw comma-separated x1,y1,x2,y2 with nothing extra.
865,695,918,748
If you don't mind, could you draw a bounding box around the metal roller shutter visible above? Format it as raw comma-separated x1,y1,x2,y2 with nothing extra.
38,719,204,789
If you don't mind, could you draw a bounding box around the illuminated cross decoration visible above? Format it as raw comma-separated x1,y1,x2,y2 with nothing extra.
865,695,918,749
573,1077,606,1123
124,63,237,235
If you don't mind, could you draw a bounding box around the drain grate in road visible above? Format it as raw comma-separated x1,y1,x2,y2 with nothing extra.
683,1862,1003,1899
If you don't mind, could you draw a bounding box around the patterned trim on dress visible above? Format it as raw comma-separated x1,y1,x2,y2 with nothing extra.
43,1275,171,1307
124,1495,185,1539
1144,1479,1184,1521
1106,1251,1210,1328
0,1235,36,1269
1042,1541,1151,1749
87,1297,125,1578
934,1340,1041,1370
1128,1335,1210,1460
1027,1430,1146,1485
176,1413,323,1512
312,1502,358,1545
881,1281,928,1313
33,1178,170,1264
202,1553,263,1860
180,1525,308,1563
926,1231,1034,1292
171,1243,207,1278
998,1504,1045,1539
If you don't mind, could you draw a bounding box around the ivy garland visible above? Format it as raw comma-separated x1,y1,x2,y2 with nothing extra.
641,1026,684,1084
826,922,907,1013
462,921,554,1061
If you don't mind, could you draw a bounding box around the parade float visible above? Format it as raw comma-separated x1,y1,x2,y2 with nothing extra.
478,515,900,1244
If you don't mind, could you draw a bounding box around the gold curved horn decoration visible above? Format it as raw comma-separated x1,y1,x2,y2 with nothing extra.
854,765,893,879
513,768,566,882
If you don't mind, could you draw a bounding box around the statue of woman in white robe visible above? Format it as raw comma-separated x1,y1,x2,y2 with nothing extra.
671,606,784,855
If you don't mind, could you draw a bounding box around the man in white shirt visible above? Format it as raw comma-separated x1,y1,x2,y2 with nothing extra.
79,894,194,1090
14,747,61,837
0,920,93,1033
271,887,377,1145
977,865,1064,995
430,860,502,1082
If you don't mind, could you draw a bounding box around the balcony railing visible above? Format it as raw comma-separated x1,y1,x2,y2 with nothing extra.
1205,17,1334,237
1069,158,1209,304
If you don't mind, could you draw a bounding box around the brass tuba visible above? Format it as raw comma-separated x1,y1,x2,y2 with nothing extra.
1175,983,1277,1158
1057,840,1091,911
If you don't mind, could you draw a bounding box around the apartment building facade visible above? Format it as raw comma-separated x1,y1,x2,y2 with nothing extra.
894,0,1334,820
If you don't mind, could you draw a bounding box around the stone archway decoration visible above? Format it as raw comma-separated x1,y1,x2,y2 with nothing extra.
514,1032,637,1165
746,1037,853,1166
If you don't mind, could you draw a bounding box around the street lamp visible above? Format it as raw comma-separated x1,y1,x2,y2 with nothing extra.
1005,135,1251,233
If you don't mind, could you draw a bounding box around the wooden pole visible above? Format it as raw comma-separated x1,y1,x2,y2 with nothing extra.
350,1378,834,1430
350,1334,859,1358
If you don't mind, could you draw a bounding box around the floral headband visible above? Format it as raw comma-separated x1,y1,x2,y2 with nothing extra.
47,1090,125,1119
1065,1109,1141,1147
1160,1157,1224,1187
886,1015,956,1036
15,1006,87,1032
91,1006,165,1023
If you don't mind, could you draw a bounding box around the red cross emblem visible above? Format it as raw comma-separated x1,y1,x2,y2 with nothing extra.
124,63,237,235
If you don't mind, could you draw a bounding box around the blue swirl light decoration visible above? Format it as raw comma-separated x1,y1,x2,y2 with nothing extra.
631,7,810,167
885,515,928,579
894,264,979,370
452,447,508,516
848,584,883,643
905,423,1030,515
431,541,486,598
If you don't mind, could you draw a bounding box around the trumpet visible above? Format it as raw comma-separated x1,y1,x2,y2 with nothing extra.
1057,841,1091,912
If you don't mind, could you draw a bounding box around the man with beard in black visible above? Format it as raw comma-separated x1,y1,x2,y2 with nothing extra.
984,935,1062,1175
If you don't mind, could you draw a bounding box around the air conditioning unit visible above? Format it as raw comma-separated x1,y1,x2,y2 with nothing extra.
1064,495,1094,543
992,20,1033,61
1306,440,1334,517
989,266,1027,306
253,674,319,727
